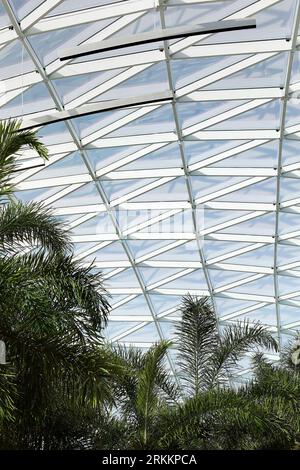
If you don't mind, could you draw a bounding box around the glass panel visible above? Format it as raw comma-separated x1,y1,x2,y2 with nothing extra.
202,0,297,43
280,304,300,326
210,100,281,130
122,324,161,343
184,140,248,166
29,23,97,65
226,245,275,267
0,82,55,119
228,275,275,296
150,294,181,314
140,267,187,286
278,275,300,296
10,0,44,20
280,176,300,202
15,186,66,203
92,62,169,101
204,240,251,259
281,140,300,165
84,241,127,262
107,269,140,288
0,2,11,28
216,178,276,203
0,40,35,80
191,175,247,200
87,145,147,172
105,322,141,340
152,241,199,262
178,100,246,129
229,304,278,326
205,53,288,89
221,213,276,236
203,209,250,229
209,269,255,288
215,297,258,316
71,213,116,235
28,151,87,180
131,177,189,202
51,182,100,208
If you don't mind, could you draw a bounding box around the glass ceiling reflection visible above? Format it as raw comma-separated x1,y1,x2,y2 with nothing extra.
2,0,300,383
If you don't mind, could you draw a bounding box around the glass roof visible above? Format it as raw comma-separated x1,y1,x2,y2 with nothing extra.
2,0,300,381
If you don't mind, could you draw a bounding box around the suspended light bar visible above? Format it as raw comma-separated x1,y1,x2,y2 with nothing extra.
59,19,256,61
13,163,46,172
19,91,173,131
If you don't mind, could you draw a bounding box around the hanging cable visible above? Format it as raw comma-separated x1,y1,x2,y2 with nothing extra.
14,43,46,173
21,42,24,119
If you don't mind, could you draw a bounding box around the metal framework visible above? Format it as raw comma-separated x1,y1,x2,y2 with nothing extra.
1,0,300,382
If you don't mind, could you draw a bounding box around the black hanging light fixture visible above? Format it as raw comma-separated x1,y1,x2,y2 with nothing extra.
59,19,256,61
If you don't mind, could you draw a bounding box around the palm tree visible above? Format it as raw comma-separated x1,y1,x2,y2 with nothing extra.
0,119,68,253
0,118,292,450
95,295,281,450
241,340,300,450
0,363,15,425
175,294,278,396
151,295,288,450
96,341,178,450
0,119,115,448
157,385,296,450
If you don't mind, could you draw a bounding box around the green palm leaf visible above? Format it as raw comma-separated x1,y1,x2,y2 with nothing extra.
0,201,70,254
0,119,48,197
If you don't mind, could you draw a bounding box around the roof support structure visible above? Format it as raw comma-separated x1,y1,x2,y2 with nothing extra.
272,0,300,351
2,0,300,377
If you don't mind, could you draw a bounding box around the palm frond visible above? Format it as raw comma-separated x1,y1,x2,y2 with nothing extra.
0,201,70,254
206,321,278,388
175,295,218,396
281,336,300,372
0,119,48,197
246,354,300,407
135,341,173,447
0,364,16,423
0,251,110,344
158,388,296,450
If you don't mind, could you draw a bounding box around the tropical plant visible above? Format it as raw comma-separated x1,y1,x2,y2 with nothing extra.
1,118,297,450
241,342,300,450
94,341,178,450
95,295,282,450
0,119,69,254
149,295,289,450
0,119,115,449
157,386,296,450
0,363,15,425
175,294,278,396
0,119,48,197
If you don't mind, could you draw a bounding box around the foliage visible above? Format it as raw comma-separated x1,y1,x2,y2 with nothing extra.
0,119,113,449
103,341,178,450
0,119,48,197
1,119,300,450
157,388,295,450
175,294,278,395
96,295,282,450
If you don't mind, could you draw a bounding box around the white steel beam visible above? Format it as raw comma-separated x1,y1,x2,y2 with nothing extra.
28,0,160,33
